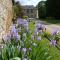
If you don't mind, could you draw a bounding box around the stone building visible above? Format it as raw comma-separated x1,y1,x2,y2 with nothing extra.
0,0,13,43
22,5,38,18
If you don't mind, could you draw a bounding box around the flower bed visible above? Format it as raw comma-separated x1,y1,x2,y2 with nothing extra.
0,18,60,60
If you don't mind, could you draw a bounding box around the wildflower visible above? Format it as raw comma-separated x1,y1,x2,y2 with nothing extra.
11,31,20,41
23,20,28,27
11,25,17,33
22,48,27,53
52,30,58,35
50,40,56,46
36,23,43,31
17,18,23,26
3,33,11,42
16,34,20,41
23,20,29,31
11,25,20,41
11,26,17,37
37,36,41,41
34,29,38,35
11,32,16,38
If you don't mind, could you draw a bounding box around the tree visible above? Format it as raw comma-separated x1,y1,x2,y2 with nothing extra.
14,1,23,18
38,1,46,19
13,1,23,19
46,0,60,19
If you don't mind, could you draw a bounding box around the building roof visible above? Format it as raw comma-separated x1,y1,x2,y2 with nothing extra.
22,5,37,9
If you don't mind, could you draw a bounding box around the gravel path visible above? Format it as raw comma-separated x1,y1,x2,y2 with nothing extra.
45,24,60,33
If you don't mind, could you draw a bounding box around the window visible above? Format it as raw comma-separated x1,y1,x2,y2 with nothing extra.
31,9,33,13
27,9,29,13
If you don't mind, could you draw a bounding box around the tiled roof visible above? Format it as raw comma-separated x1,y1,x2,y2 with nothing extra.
22,5,37,9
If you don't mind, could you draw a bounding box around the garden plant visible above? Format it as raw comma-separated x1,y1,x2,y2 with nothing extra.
0,18,60,60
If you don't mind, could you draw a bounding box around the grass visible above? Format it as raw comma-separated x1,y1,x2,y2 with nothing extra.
40,19,60,24
29,21,35,33
41,39,60,60
29,20,60,60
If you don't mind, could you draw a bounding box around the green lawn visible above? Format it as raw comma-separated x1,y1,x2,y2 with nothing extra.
40,19,60,24
29,21,60,60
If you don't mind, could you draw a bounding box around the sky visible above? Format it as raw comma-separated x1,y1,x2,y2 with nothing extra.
15,0,46,6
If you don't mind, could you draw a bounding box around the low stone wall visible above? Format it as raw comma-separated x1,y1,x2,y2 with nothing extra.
0,0,13,43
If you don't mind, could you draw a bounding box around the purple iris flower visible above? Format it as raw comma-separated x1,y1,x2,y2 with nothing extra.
17,18,23,26
23,20,29,31
34,29,38,35
23,20,28,26
52,30,58,35
51,40,56,46
3,33,11,42
17,18,29,31
22,48,27,53
11,32,17,38
12,32,20,41
16,34,20,41
37,36,41,41
36,23,43,31
11,25,17,33
11,25,20,41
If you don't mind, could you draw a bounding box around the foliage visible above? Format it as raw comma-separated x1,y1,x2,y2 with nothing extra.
22,16,28,19
1,18,60,60
0,18,53,60
38,1,46,19
46,0,60,19
13,1,23,20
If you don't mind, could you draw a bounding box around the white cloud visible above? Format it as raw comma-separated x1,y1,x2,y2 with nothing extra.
15,0,42,6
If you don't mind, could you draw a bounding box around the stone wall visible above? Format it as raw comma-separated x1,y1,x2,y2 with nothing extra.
0,0,13,43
